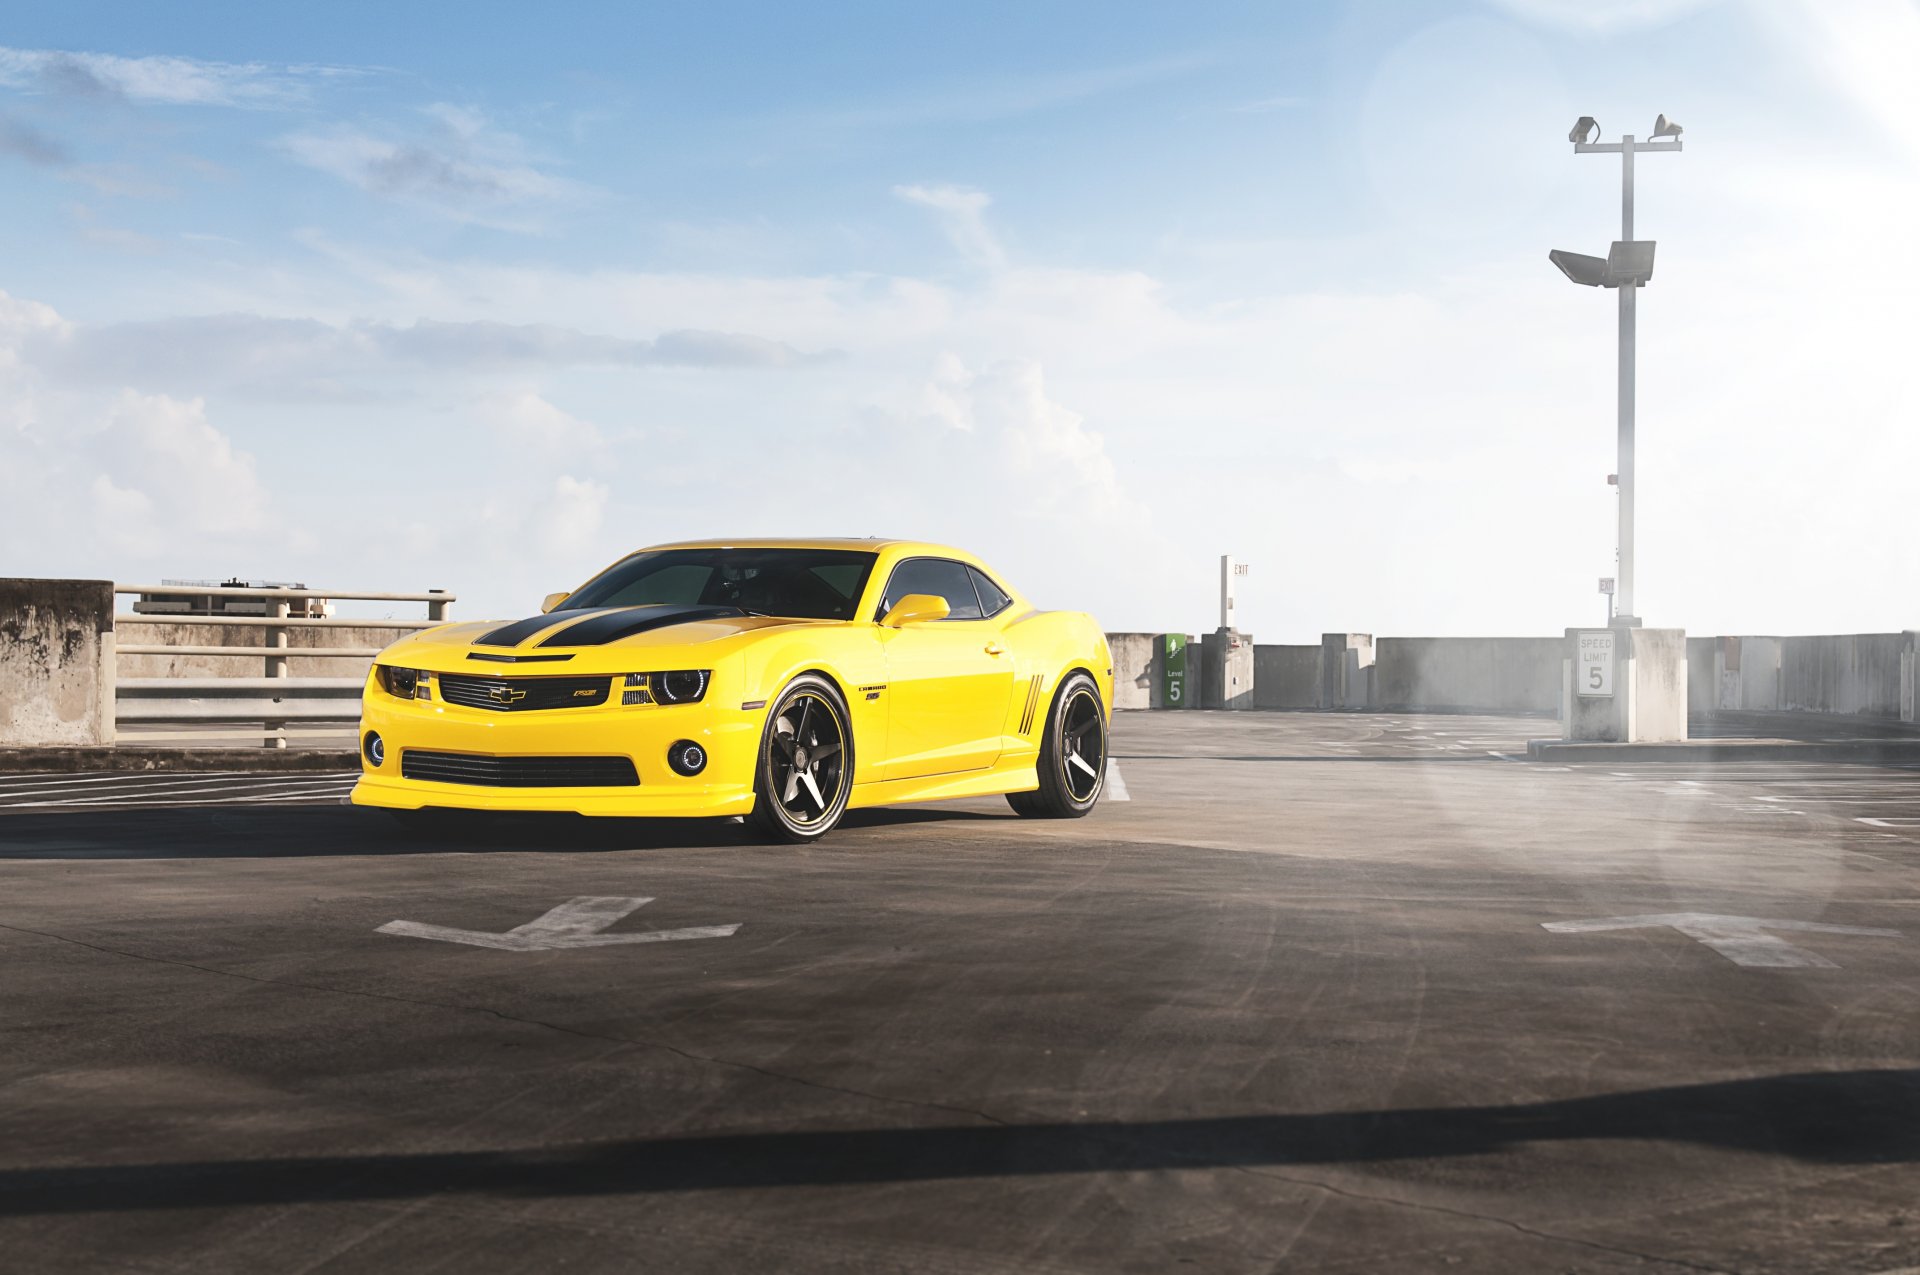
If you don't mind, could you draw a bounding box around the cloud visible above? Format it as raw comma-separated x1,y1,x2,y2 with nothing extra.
1223,94,1306,114
280,107,586,227
0,113,64,164
0,46,350,108
92,390,270,537
918,357,1122,515
0,295,278,573
894,184,1007,271
538,476,610,556
1483,0,1723,33
800,54,1213,131
476,390,605,454
25,312,830,395
1762,0,1920,165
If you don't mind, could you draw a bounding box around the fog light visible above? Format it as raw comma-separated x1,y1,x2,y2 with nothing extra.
364,732,385,767
667,740,707,777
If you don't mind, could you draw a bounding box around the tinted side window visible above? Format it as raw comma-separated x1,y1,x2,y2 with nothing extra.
881,558,984,620
968,568,1012,617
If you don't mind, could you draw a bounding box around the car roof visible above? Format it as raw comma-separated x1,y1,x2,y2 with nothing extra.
642,537,976,560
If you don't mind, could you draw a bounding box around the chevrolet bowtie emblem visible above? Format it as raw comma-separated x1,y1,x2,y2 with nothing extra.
488,685,528,704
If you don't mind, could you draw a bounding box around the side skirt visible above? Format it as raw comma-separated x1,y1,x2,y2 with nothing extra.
848,761,1040,808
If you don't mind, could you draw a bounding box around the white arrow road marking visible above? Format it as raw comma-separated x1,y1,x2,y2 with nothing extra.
377,896,740,952
1543,912,1901,968
1103,759,1130,801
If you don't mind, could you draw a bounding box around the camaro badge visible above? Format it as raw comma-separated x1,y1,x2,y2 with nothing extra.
488,686,528,704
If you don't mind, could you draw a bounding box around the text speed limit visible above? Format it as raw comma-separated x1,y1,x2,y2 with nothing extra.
1578,630,1615,698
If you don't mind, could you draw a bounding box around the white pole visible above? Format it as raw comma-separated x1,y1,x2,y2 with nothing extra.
1617,136,1636,623
1219,555,1234,631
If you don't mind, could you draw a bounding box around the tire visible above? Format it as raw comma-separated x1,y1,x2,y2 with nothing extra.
1005,789,1042,817
749,674,854,843
1006,672,1106,818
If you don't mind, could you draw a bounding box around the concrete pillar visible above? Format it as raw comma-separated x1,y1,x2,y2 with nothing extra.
1,578,116,747
1319,633,1373,710
1103,632,1156,710
1199,628,1254,710
1561,625,1687,742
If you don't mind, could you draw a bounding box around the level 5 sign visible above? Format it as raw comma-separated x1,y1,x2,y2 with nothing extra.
1578,630,1615,697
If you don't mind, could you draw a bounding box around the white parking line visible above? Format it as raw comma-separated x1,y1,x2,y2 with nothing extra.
0,769,334,788
0,770,258,791
1,778,358,808
0,777,356,804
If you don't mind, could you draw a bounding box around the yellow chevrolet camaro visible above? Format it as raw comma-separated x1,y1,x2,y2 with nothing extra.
352,539,1114,841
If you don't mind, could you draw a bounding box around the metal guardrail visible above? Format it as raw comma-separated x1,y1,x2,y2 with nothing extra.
112,584,454,749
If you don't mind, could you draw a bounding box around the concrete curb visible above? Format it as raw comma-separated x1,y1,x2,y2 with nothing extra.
1526,738,1920,764
0,748,360,774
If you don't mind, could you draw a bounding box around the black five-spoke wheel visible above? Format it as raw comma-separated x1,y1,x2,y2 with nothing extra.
1008,672,1106,819
750,675,852,842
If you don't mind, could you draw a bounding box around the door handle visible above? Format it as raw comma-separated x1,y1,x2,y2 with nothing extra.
984,642,1006,656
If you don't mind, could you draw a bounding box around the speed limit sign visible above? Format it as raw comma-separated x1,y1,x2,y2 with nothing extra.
1577,630,1615,698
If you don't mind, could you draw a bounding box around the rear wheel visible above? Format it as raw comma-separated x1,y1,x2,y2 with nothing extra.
749,675,853,843
1006,672,1106,818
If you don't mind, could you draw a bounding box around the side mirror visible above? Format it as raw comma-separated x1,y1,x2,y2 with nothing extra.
540,592,570,614
881,593,951,627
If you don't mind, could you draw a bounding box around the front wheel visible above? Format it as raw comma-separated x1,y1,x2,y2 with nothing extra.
1007,672,1106,818
749,675,853,843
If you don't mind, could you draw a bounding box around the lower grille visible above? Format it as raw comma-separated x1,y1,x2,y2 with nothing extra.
400,751,639,788
437,673,611,712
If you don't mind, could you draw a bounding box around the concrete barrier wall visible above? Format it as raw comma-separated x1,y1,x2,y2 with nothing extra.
1707,636,1784,711
1,578,115,746
1779,633,1904,717
1904,632,1919,724
1106,632,1155,711
1253,646,1318,709
1687,637,1715,717
1371,637,1561,713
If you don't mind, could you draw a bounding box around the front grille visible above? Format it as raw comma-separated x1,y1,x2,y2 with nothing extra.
401,751,639,788
437,673,611,712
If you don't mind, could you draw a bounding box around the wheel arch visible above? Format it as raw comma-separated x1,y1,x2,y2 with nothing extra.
1039,663,1105,730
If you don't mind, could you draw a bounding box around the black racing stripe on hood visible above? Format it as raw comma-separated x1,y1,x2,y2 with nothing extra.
472,608,617,648
534,604,747,648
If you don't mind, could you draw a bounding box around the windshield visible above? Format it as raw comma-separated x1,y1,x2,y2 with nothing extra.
559,547,877,621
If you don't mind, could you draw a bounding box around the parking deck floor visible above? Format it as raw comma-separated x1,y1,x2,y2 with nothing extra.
2,712,1918,1273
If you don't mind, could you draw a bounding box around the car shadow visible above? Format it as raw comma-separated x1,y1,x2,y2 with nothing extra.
0,1068,1912,1215
0,803,1012,860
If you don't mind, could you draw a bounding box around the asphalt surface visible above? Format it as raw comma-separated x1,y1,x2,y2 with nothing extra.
3,712,1918,1274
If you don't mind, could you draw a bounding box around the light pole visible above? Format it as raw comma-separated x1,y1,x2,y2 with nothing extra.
1550,113,1682,627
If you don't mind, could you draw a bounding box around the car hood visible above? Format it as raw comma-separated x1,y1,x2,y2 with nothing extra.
379,604,826,672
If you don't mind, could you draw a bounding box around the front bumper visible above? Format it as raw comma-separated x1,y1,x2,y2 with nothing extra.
350,680,761,817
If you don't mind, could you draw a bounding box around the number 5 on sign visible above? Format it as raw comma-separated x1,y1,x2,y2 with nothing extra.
1578,630,1615,698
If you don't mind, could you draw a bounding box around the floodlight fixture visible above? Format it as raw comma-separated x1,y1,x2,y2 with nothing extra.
1606,239,1656,285
1651,113,1683,139
1549,248,1608,287
1569,115,1600,145
1550,241,1656,288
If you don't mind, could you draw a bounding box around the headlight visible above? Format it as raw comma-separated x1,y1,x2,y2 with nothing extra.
379,666,432,700
621,670,710,705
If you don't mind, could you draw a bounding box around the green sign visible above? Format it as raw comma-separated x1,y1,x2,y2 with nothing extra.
1159,634,1188,708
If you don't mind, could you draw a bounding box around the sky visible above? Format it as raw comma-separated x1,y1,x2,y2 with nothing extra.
1,0,1916,638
